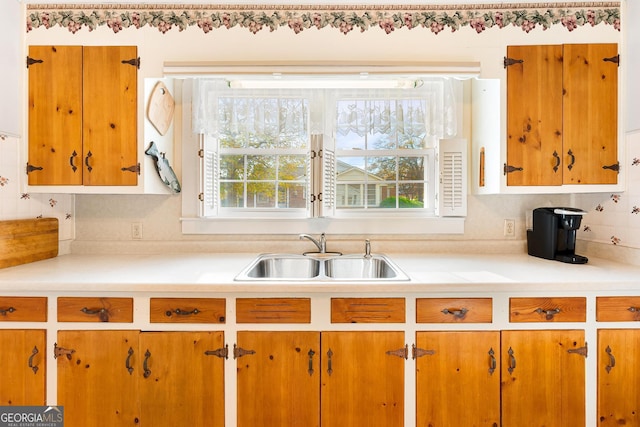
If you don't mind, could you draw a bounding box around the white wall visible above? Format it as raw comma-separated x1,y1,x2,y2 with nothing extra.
7,2,635,258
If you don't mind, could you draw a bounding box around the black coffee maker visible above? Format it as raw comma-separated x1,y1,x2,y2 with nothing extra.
527,207,588,264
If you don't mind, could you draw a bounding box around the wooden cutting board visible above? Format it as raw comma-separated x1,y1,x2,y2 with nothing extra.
147,81,175,135
0,218,58,269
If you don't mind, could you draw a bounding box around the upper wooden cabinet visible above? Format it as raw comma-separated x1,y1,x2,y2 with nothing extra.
505,43,619,186
27,45,139,186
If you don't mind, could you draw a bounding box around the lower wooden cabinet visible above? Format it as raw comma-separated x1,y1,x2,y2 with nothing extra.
57,330,225,427
598,329,640,426
415,329,585,427
0,329,46,405
415,331,500,426
501,330,586,427
236,330,405,427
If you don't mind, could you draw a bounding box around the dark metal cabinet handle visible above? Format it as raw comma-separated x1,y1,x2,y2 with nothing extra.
567,149,575,171
488,348,496,375
605,346,616,373
85,151,93,172
552,151,560,173
28,346,39,374
125,347,134,375
508,347,516,374
308,349,315,376
69,150,78,172
327,348,333,376
143,350,152,378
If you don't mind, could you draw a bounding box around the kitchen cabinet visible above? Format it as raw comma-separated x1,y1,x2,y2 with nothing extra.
236,331,320,427
505,43,618,186
501,329,586,426
236,330,405,427
27,45,138,186
0,329,46,406
597,329,640,426
415,331,500,426
0,297,47,406
56,330,225,427
596,297,640,426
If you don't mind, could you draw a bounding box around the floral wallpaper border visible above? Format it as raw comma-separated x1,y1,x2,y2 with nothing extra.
26,2,620,35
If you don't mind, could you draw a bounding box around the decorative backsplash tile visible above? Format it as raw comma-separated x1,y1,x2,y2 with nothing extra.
577,132,640,250
0,136,74,240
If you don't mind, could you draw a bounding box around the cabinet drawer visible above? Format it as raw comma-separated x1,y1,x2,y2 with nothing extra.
150,298,226,323
331,298,405,323
58,297,133,322
510,297,586,322
236,298,310,323
597,297,640,322
0,297,47,322
416,298,492,323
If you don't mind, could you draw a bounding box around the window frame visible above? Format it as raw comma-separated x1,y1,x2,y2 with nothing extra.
178,74,468,235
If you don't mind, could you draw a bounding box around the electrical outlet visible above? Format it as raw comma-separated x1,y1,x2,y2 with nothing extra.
504,219,515,238
131,222,143,240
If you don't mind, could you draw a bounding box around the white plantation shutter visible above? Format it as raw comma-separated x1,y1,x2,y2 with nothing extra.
201,138,218,217
437,138,467,217
321,148,336,217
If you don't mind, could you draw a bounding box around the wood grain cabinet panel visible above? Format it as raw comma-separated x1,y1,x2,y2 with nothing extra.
0,297,47,322
27,45,138,186
236,298,310,323
597,297,640,322
58,297,133,323
150,298,226,323
505,43,618,187
510,297,586,322
0,329,46,406
416,298,492,323
331,298,405,323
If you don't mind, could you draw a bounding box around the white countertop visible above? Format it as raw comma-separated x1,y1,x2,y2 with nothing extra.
0,252,639,294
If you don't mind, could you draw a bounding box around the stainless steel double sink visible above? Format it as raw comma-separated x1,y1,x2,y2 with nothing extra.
235,253,410,281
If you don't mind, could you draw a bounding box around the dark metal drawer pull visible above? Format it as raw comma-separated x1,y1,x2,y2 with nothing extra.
441,307,468,319
535,307,561,320
165,308,200,317
508,347,516,374
0,307,16,316
81,307,110,322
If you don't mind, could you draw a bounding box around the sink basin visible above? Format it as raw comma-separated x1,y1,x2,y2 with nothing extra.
235,254,409,281
324,256,408,280
236,255,321,280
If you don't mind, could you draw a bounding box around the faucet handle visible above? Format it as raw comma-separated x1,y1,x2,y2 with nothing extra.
364,239,371,258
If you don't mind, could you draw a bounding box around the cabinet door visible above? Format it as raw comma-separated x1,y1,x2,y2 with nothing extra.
501,330,586,427
598,329,640,426
0,330,46,405
321,331,405,427
505,45,563,186
82,46,138,186
138,331,225,427
28,45,83,185
237,331,320,427
415,331,500,426
563,43,618,184
57,330,140,427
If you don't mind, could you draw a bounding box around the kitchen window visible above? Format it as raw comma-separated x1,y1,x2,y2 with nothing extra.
181,75,467,234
